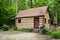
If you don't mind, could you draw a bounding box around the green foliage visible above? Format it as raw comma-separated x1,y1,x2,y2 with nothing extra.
2,24,9,31
40,26,51,35
39,25,50,35
50,27,60,38
42,28,50,35
17,28,33,32
13,26,17,30
9,25,17,30
50,31,60,38
22,28,33,32
0,0,16,27
17,28,23,31
43,27,60,38
2,24,17,31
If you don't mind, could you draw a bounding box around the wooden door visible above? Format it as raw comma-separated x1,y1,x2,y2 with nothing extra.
34,17,39,29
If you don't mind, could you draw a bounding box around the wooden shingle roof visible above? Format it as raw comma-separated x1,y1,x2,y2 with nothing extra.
16,6,48,18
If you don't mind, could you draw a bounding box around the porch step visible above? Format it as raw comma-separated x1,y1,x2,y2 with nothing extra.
33,29,39,33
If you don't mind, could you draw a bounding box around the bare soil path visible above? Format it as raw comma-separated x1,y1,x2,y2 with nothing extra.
0,31,51,40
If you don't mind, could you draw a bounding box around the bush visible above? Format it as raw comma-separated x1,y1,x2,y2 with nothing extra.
42,27,60,38
39,25,50,35
50,31,60,38
40,26,60,38
42,28,51,35
9,26,17,30
2,24,17,31
50,27,60,38
17,28,23,31
9,25,17,30
22,28,33,32
2,24,9,31
17,28,33,32
14,27,17,30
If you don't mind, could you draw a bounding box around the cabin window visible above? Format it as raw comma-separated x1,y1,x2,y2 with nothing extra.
18,19,21,23
48,19,50,23
44,18,46,23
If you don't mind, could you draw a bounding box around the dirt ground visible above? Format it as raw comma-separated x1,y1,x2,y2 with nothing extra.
0,31,51,40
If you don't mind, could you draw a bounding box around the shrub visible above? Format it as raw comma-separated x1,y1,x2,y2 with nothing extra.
42,28,51,35
7,25,17,31
2,24,9,31
14,27,17,30
17,28,23,31
50,27,60,38
40,26,60,38
10,26,17,30
22,28,33,32
2,24,17,31
50,31,60,38
17,28,33,32
39,25,50,35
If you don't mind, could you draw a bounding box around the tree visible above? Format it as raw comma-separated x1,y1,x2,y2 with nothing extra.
0,0,16,28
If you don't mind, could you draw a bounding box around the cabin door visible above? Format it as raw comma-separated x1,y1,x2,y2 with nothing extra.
34,17,39,29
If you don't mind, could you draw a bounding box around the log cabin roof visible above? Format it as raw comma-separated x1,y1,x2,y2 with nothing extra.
16,6,49,18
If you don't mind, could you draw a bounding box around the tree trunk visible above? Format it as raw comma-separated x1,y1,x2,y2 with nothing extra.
30,0,32,8
53,5,58,31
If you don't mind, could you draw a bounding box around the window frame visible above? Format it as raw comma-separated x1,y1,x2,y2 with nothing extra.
44,18,46,23
18,18,21,23
48,19,50,23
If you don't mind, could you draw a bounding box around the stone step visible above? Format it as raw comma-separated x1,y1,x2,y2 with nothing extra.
33,29,39,33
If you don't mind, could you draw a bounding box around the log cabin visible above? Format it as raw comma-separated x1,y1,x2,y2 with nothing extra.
15,6,50,30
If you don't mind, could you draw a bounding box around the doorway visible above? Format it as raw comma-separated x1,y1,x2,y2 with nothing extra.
34,17,39,29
